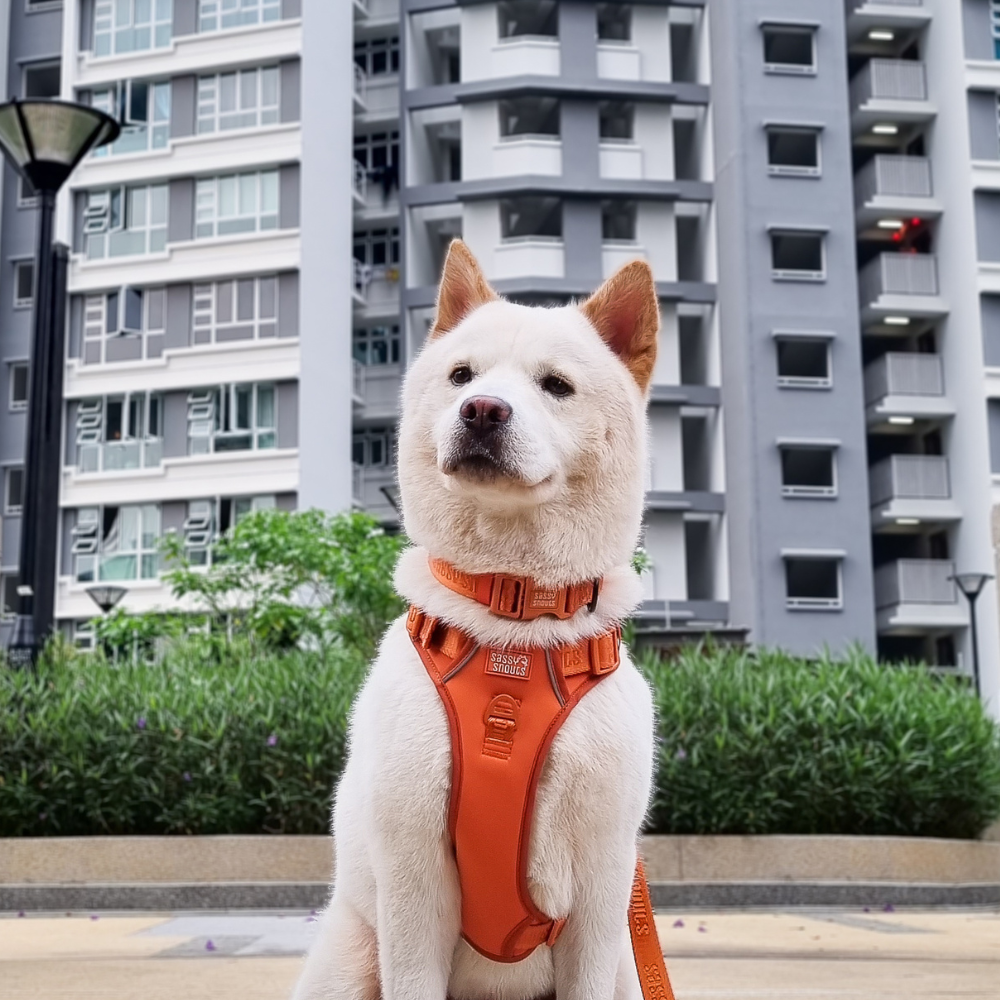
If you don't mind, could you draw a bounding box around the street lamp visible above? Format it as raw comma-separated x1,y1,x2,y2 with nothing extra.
85,586,128,615
950,572,994,697
0,100,119,667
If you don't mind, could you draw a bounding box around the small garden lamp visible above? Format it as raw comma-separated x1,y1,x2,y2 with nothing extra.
85,586,128,616
0,100,119,667
949,572,994,697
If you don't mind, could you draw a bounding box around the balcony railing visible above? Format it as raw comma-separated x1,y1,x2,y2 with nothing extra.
855,155,932,204
865,352,944,402
874,559,956,608
352,359,365,401
353,259,371,302
850,58,927,106
848,0,923,9
352,463,364,507
858,252,938,305
869,455,950,506
354,64,367,107
78,438,163,474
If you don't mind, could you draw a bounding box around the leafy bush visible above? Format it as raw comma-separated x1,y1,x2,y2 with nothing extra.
1,641,998,838
0,640,365,836
642,644,1000,839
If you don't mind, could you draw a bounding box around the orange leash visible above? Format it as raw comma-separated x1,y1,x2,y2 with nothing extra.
628,858,676,1000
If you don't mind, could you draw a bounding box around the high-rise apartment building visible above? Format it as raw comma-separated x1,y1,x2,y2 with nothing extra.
0,0,996,708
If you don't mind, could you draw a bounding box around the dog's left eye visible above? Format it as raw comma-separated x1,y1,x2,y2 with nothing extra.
542,375,574,398
450,365,474,386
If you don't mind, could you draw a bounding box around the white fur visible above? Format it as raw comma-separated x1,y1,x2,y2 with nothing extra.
293,297,657,1000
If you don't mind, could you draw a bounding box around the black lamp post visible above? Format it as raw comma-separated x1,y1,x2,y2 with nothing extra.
0,100,119,666
950,572,994,697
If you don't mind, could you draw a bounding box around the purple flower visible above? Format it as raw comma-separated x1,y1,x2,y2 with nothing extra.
863,907,870,913
267,734,278,747
672,919,684,928
698,926,707,933
90,914,99,921
16,911,25,918
305,916,317,923
205,940,216,952
675,748,688,761
310,909,318,916
182,772,192,783
137,717,147,730
883,903,895,913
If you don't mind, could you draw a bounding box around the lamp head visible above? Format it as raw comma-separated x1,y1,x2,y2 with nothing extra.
0,99,119,194
950,572,994,600
85,585,128,614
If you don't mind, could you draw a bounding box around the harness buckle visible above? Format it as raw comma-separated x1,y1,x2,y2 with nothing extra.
490,575,526,618
589,626,621,676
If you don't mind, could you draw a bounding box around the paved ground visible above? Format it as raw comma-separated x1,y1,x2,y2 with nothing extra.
0,908,997,999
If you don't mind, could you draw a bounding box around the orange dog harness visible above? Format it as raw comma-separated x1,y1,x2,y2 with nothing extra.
408,561,675,999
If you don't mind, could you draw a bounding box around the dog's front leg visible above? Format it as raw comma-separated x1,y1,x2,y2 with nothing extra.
551,852,637,1000
373,836,461,1000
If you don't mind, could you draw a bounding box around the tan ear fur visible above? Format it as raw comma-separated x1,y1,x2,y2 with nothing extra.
429,239,498,340
580,260,659,392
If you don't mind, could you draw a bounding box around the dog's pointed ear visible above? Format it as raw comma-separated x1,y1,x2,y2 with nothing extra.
430,240,498,340
580,260,659,392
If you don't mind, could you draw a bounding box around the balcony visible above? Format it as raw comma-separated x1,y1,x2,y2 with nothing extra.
869,455,961,529
354,65,367,111
353,260,370,308
353,464,398,523
490,38,560,79
855,156,940,226
857,253,946,324
864,352,955,426
874,559,968,634
850,59,933,134
359,364,403,421
597,42,641,81
492,238,565,280
353,161,367,208
77,438,163,474
494,137,562,177
352,360,364,410
845,1,931,48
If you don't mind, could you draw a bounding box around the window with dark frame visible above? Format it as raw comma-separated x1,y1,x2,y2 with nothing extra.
4,467,24,516
354,37,400,76
13,261,33,308
784,557,841,609
776,337,831,387
779,446,836,498
767,127,820,176
599,101,634,141
762,25,816,74
499,97,560,138
23,61,61,98
500,197,562,240
498,0,558,38
597,3,631,41
601,200,637,242
0,575,18,621
9,363,28,411
770,231,824,279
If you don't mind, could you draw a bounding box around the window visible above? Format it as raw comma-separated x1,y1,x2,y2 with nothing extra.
18,176,36,206
4,467,24,516
766,127,820,176
770,230,824,280
776,337,831,388
73,505,161,582
85,185,168,259
0,575,18,621
193,277,278,343
92,81,171,156
499,97,560,138
354,130,399,172
353,227,400,268
599,101,634,141
23,61,60,98
82,287,166,364
500,197,562,241
498,0,557,38
353,426,396,467
779,446,836,498
784,556,842,610
13,261,33,308
94,0,173,57
602,201,637,242
197,67,279,134
9,363,28,411
75,393,162,472
762,25,816,75
354,325,401,366
597,3,631,41
195,171,279,239
183,495,275,565
187,383,277,455
354,37,400,76
199,0,281,32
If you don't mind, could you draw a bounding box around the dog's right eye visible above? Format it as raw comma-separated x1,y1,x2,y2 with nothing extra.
450,366,474,386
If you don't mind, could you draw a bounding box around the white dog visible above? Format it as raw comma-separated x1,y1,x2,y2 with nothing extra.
293,240,661,1000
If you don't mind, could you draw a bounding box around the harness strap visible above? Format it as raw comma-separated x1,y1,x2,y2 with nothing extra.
629,859,676,1000
428,557,602,621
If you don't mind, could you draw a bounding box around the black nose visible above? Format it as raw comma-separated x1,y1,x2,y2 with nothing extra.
460,395,512,431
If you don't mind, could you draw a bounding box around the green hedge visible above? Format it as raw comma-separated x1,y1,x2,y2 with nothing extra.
1,642,999,838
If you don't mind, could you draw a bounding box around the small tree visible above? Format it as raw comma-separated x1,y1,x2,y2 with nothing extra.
160,509,407,660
